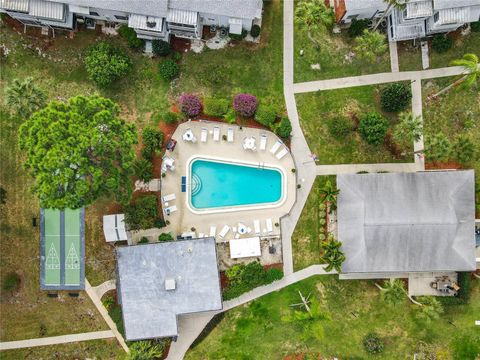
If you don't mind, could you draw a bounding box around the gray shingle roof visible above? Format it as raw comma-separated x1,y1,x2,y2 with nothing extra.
49,0,169,17
337,171,476,274
116,238,222,340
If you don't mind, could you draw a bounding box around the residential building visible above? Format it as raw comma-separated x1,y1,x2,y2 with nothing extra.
0,0,263,41
332,0,480,41
116,237,222,340
336,171,476,280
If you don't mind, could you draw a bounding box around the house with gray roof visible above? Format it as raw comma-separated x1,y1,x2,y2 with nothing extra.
116,237,222,340
0,0,263,41
332,0,480,41
336,171,476,280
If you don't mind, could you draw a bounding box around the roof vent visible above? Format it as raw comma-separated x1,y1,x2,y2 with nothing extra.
165,278,176,291
187,247,193,253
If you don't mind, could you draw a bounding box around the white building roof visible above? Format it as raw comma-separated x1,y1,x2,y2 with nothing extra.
433,0,480,10
229,237,261,259
0,0,29,12
128,14,163,32
406,0,433,18
167,8,197,25
344,0,387,11
29,0,64,20
436,7,471,25
103,214,128,242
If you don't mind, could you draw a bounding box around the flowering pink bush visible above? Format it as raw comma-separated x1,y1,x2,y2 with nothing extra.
233,93,257,118
179,94,202,117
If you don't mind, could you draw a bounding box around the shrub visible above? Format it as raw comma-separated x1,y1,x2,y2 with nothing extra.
179,94,202,117
250,24,261,38
158,233,173,241
162,111,180,124
471,21,480,32
255,105,277,127
358,112,389,145
204,98,230,117
102,295,115,310
327,116,354,138
158,59,179,80
224,108,237,124
229,29,248,41
118,25,144,49
363,333,384,354
380,83,412,112
155,218,166,228
2,272,20,291
152,39,170,56
84,42,131,87
141,147,153,161
134,159,153,182
124,195,158,230
452,135,476,165
432,34,453,53
138,236,149,244
276,117,293,139
142,127,163,154
233,93,257,117
347,18,368,38
425,132,451,162
173,51,182,61
265,268,284,283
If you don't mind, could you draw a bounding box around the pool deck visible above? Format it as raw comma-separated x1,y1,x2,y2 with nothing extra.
160,121,297,244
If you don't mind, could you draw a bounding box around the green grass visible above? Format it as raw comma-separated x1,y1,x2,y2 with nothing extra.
185,275,480,360
399,32,480,71
294,27,391,83
422,77,480,213
0,339,124,359
296,85,409,165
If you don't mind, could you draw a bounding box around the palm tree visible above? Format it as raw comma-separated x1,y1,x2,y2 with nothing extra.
320,235,346,273
452,134,476,165
375,279,406,306
429,53,479,99
319,180,340,213
372,0,407,32
127,340,164,360
425,132,451,163
392,111,423,150
354,30,388,62
415,296,443,323
5,77,46,119
295,0,335,50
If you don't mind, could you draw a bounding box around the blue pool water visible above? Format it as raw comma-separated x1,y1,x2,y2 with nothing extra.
190,159,282,209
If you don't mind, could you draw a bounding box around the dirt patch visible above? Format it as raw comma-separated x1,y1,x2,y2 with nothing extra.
425,161,463,170
171,36,191,53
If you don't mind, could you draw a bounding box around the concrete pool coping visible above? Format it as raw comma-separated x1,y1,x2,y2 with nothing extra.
185,155,288,215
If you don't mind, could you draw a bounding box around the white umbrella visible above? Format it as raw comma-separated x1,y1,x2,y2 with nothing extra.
183,129,195,142
238,223,247,235
243,137,256,150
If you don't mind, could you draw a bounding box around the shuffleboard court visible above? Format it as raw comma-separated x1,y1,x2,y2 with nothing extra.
44,209,61,286
64,208,81,286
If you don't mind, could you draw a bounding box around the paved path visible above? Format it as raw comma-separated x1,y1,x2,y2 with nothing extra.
389,41,399,73
411,76,425,170
93,279,116,299
292,66,466,93
0,331,115,351
421,41,429,69
85,278,129,353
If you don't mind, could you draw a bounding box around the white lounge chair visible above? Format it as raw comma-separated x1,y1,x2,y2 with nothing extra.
198,233,205,238
270,140,282,154
213,126,220,141
209,226,217,237
227,128,234,142
164,205,177,216
266,218,273,233
201,128,208,142
162,193,176,203
254,220,261,235
276,147,289,160
219,225,230,239
260,134,267,151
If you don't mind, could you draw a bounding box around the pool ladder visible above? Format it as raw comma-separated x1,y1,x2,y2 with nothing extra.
257,162,266,169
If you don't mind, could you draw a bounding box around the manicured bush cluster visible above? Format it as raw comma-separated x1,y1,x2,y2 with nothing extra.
158,59,179,80
275,117,293,139
223,108,237,124
158,233,173,241
255,105,277,127
359,112,389,145
471,21,480,32
134,159,153,182
250,24,261,38
152,39,171,56
363,332,384,354
118,25,144,49
432,34,453,53
380,83,412,112
204,97,230,117
123,195,158,230
233,93,258,118
327,116,354,138
222,262,284,300
154,111,180,124
84,42,131,87
141,127,163,160
347,18,368,38
229,29,248,41
179,94,202,117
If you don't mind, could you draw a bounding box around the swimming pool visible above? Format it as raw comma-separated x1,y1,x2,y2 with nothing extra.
189,159,283,211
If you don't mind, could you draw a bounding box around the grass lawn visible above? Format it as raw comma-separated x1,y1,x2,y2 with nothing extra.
399,31,480,71
292,176,335,271
185,275,480,359
422,77,480,213
0,339,124,359
294,26,391,83
296,85,409,165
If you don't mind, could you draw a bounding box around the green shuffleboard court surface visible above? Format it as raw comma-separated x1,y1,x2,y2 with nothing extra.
41,208,84,290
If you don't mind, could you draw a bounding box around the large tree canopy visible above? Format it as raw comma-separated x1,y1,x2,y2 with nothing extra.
18,95,137,209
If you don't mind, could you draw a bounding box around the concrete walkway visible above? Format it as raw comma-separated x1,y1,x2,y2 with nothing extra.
316,162,420,175
389,41,399,72
92,279,116,299
411,76,425,170
85,279,129,353
0,330,115,351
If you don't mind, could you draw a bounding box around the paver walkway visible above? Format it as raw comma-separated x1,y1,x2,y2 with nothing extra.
389,41,399,72
0,330,115,351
